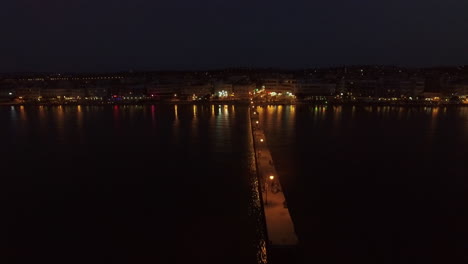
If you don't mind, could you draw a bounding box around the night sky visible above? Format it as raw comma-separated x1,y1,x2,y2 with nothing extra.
2,0,468,72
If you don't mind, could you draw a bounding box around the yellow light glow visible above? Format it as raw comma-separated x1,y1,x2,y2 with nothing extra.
269,175,274,180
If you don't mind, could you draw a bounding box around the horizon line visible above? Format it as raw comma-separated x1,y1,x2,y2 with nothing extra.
1,64,468,75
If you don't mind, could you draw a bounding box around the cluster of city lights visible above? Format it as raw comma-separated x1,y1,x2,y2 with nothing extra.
218,90,228,98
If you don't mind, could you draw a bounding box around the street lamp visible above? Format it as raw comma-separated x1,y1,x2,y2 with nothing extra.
265,175,275,205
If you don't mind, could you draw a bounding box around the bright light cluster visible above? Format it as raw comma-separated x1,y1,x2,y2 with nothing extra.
218,90,228,98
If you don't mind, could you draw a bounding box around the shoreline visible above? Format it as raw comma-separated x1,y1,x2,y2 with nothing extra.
2,101,467,107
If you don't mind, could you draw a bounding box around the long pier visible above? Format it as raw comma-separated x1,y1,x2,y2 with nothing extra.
249,105,299,263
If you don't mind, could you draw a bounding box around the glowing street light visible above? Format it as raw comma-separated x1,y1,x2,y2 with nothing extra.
265,175,275,205
260,139,264,142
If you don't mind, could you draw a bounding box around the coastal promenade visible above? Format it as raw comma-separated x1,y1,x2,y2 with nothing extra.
250,105,298,263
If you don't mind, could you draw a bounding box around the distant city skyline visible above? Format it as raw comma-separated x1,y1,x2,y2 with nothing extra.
2,0,468,72
2,64,468,76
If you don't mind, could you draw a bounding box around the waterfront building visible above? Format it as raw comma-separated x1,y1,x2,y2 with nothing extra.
233,84,255,100
261,78,296,95
346,79,379,98
147,82,181,100
294,78,336,101
86,85,109,98
453,81,468,96
0,79,17,100
213,82,233,100
41,88,69,98
180,83,212,100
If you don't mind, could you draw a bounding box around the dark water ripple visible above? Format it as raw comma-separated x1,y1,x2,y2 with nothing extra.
0,104,260,264
260,105,468,264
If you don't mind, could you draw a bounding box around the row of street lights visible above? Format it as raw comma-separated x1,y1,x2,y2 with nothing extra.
252,108,276,205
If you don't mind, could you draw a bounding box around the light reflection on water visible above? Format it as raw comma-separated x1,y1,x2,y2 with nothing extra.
56,105,65,142
172,104,180,145
10,106,17,121
19,105,27,121
1,104,262,264
259,104,468,263
77,105,84,143
191,104,198,140
113,105,120,129
151,105,156,129
462,107,468,136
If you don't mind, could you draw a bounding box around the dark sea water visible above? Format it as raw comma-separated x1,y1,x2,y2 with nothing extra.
259,105,468,264
0,104,264,264
2,104,468,264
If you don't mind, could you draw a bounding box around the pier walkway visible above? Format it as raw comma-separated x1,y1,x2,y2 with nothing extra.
250,106,298,260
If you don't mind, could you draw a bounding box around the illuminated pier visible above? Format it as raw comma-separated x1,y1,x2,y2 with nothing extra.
250,105,299,259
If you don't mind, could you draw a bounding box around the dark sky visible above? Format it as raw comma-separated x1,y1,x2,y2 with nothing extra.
2,0,468,72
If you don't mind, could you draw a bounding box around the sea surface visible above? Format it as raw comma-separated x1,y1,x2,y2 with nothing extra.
0,104,264,264
2,104,468,264
259,104,468,264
